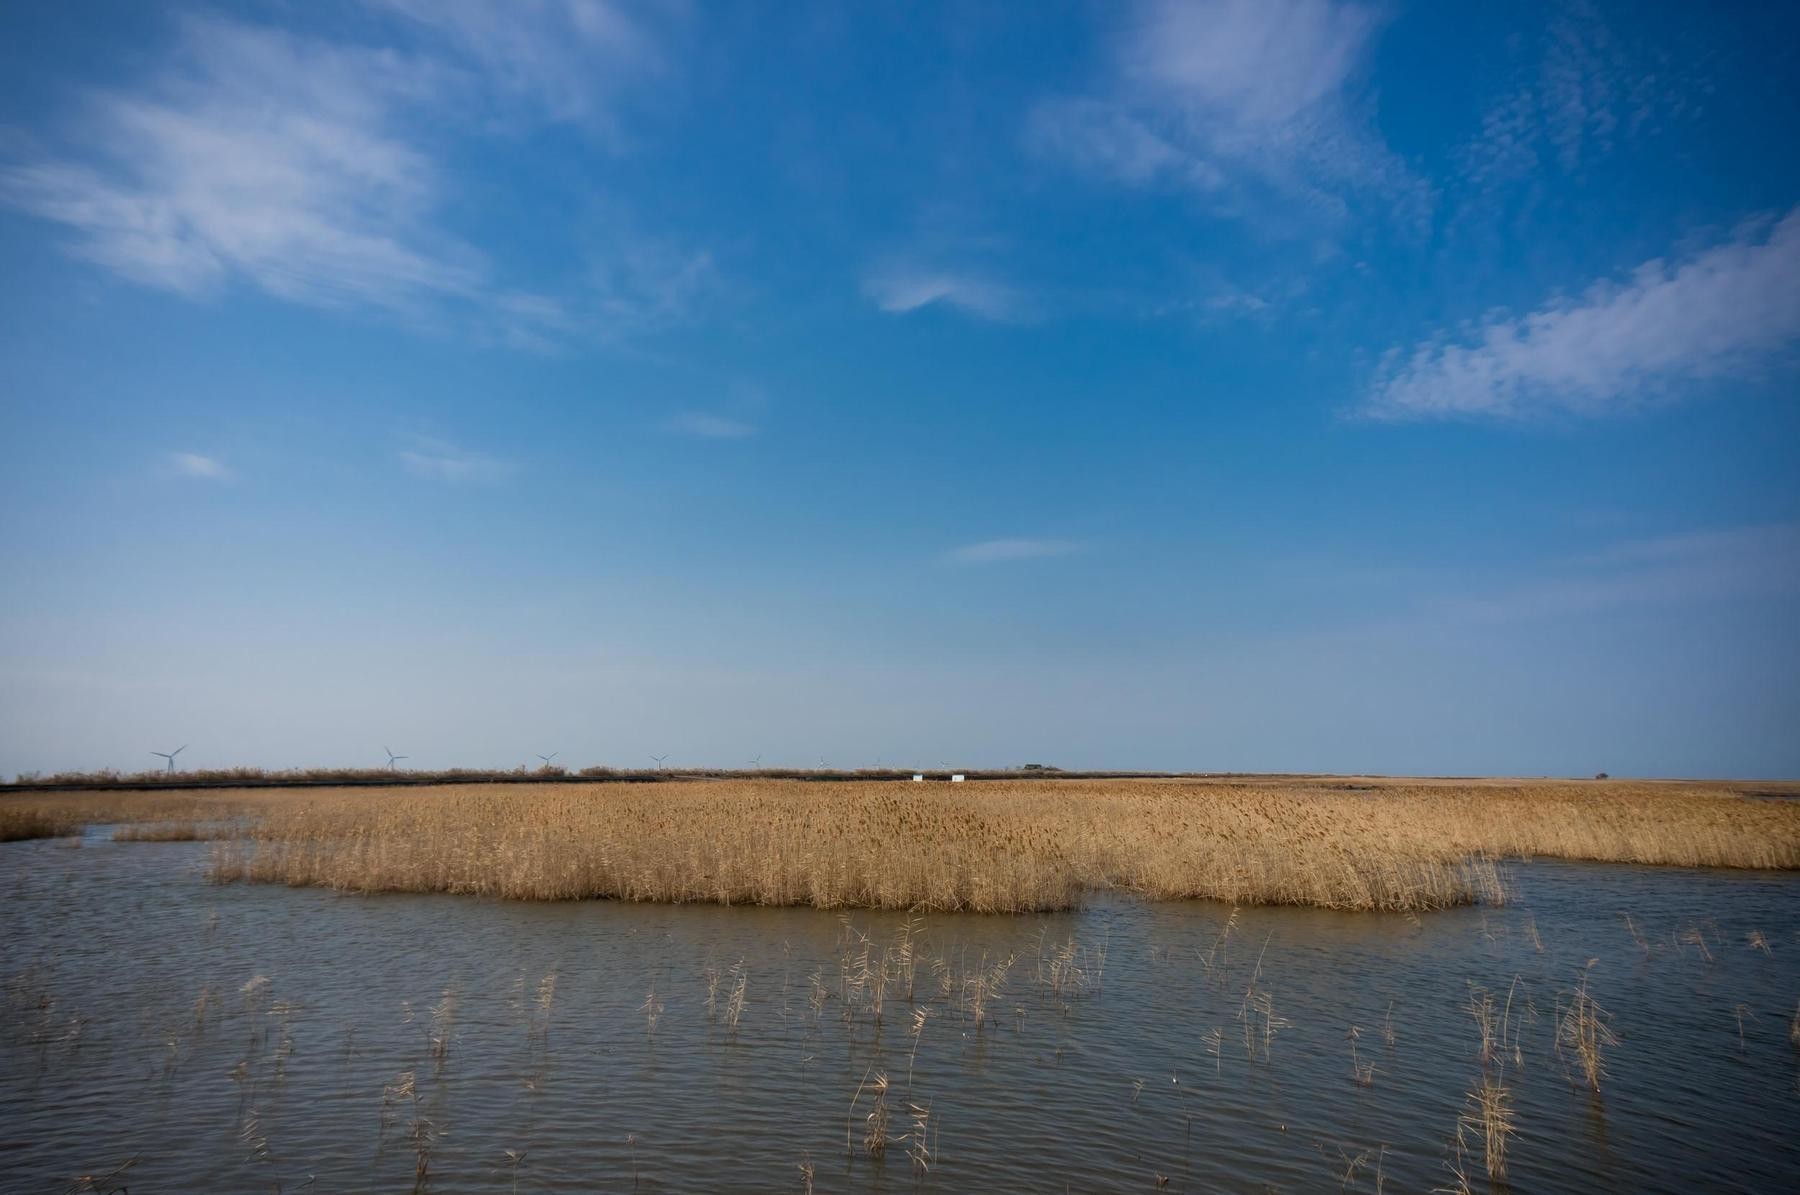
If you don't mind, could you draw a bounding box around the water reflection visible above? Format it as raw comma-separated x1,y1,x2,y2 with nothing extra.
2,838,1797,1192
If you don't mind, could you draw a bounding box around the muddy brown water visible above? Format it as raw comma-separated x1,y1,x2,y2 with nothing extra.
2,830,1797,1192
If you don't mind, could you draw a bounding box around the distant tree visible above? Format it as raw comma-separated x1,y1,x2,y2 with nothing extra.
1019,763,1062,772
1594,772,1609,780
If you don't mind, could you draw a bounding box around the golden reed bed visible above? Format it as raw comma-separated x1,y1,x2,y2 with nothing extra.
9,777,1794,913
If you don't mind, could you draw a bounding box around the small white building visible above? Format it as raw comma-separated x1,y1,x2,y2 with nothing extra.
950,774,965,783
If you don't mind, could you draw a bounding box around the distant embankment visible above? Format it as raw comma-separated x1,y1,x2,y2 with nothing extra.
0,767,1205,794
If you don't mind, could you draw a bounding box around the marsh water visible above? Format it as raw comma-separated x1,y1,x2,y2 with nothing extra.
2,832,1797,1193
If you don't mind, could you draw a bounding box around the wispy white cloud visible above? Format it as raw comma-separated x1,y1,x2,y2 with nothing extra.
1368,208,1800,419
369,0,665,129
1453,1,1679,218
864,265,1024,321
1576,524,1795,570
399,438,510,482
665,412,757,439
1286,523,1800,637
1122,0,1377,130
0,8,705,346
1025,97,1210,190
1028,0,1427,231
1202,287,1273,317
663,379,766,439
587,231,719,330
1453,87,1543,201
166,451,232,481
1443,523,1800,623
945,538,1085,564
1540,0,1633,172
0,17,476,315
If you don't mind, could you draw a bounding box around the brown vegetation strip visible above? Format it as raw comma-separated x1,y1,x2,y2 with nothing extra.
1,791,259,843
208,778,1800,912
9,779,1796,912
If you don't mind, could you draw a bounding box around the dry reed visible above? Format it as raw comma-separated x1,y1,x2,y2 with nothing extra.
1347,1026,1376,1087
904,1101,933,1176
1454,978,1531,1185
1203,1026,1224,1073
19,776,1795,913
500,1149,527,1194
906,1006,930,1087
65,1154,139,1195
1237,935,1289,1061
1201,908,1240,976
641,984,664,1035
1556,962,1617,1090
1459,1076,1515,1181
529,970,557,1043
847,1069,891,1157
723,962,748,1034
429,988,456,1074
1678,925,1715,963
2,790,258,842
1337,1146,1386,1192
2,807,82,842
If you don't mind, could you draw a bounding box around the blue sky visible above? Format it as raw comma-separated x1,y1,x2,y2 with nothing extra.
1,0,1796,778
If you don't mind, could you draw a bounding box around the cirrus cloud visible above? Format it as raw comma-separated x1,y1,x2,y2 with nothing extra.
1028,0,1428,233
665,412,757,439
399,437,510,482
166,451,232,481
1368,208,1800,420
944,538,1086,564
0,5,705,348
863,265,1025,322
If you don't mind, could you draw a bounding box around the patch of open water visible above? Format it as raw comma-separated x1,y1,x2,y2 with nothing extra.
2,835,1797,1192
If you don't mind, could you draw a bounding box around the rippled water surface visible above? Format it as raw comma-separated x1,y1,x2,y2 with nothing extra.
3,832,1797,1192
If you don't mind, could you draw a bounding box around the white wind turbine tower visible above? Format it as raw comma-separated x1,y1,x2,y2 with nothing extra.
536,752,558,768
385,747,408,771
650,754,670,769
151,745,187,773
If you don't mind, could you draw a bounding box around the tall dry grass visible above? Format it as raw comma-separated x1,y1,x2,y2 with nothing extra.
0,806,83,842
167,777,1800,913
0,791,258,842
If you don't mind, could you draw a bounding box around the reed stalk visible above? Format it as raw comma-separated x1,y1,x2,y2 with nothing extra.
16,775,1792,913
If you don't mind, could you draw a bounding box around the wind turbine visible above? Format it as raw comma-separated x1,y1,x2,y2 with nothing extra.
536,752,558,767
385,747,408,771
650,754,669,769
747,755,763,770
151,745,187,773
